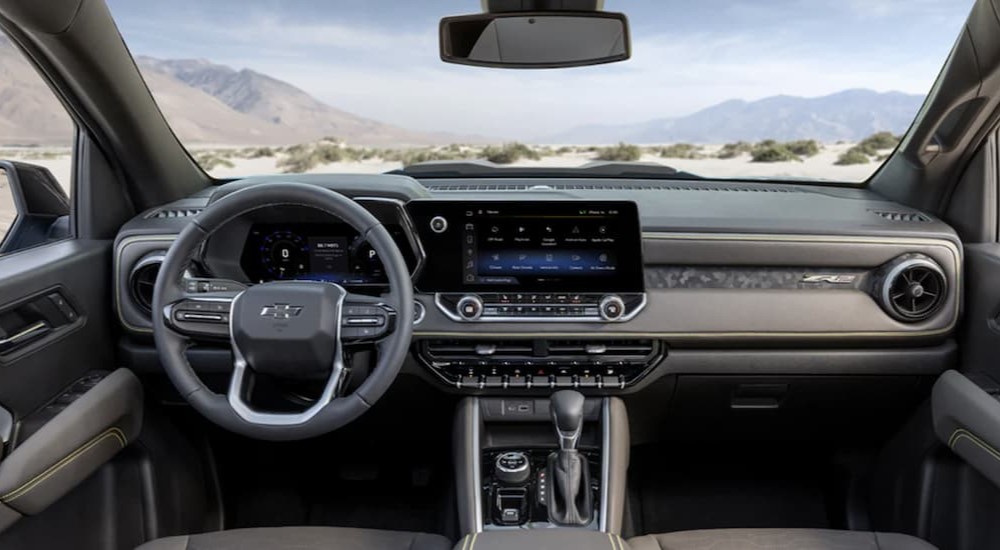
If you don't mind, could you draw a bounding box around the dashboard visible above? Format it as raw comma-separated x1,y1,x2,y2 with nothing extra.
113,174,962,394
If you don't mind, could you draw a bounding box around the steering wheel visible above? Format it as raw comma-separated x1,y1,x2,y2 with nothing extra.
151,183,414,441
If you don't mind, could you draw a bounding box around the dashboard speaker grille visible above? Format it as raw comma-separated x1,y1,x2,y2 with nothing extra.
881,257,946,322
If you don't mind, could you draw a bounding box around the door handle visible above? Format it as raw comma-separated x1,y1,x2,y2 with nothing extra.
0,321,50,353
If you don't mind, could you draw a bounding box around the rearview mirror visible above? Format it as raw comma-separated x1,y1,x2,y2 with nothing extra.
440,12,630,69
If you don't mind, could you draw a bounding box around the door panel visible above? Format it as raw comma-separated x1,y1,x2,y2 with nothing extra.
0,240,114,415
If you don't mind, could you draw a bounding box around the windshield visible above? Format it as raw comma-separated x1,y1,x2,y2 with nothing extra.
105,0,972,183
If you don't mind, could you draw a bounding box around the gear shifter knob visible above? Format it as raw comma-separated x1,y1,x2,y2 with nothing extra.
550,390,585,451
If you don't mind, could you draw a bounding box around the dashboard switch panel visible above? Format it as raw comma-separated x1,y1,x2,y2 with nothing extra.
436,292,645,323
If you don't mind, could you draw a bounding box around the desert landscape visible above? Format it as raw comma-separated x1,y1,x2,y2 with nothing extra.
0,33,909,238
0,134,898,238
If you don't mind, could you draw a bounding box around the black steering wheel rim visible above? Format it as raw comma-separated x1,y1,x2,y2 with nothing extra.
151,182,414,441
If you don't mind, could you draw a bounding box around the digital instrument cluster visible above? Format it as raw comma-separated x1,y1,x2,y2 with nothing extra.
239,223,416,286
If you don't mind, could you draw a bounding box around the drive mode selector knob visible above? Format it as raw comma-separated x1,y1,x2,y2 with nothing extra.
457,295,484,320
495,451,530,485
599,295,626,321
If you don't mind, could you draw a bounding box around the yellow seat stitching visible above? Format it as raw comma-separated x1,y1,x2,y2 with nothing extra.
949,429,1000,463
468,532,478,550
1,427,126,502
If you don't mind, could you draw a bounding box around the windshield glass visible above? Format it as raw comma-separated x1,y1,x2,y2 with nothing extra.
105,0,972,183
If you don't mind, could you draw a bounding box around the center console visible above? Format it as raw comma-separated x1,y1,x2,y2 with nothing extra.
453,394,630,536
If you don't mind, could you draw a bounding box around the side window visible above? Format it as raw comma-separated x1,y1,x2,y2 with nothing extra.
0,32,74,255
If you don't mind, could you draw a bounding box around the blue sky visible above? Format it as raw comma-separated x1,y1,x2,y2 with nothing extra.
105,0,974,138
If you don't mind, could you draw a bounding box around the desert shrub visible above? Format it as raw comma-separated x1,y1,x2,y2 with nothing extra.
750,141,800,163
556,146,574,155
658,143,703,159
194,152,235,171
277,149,322,173
715,141,753,159
857,131,899,153
282,143,309,155
784,139,821,157
246,147,274,159
379,146,476,167
595,142,642,162
482,142,541,164
834,147,871,165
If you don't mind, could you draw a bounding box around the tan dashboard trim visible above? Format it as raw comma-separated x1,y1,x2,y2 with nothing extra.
414,232,963,340
119,231,962,340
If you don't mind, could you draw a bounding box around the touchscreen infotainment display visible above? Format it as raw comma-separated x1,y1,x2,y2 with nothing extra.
408,200,644,292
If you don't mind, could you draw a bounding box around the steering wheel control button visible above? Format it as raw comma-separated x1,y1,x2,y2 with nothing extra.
495,452,531,485
429,215,449,233
184,278,247,294
599,295,626,321
457,295,484,320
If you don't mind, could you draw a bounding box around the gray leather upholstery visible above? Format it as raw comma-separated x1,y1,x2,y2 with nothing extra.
135,526,452,550
454,529,629,550
629,529,937,550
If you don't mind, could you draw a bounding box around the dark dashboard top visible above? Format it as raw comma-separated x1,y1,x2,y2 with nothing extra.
118,174,958,246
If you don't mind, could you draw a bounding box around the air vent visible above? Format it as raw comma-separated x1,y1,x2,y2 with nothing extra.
147,207,203,219
129,253,164,314
879,256,946,322
548,339,655,356
424,182,799,193
424,340,534,358
869,209,931,223
423,339,656,359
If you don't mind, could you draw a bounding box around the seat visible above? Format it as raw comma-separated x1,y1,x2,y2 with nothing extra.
135,526,452,550
629,528,937,550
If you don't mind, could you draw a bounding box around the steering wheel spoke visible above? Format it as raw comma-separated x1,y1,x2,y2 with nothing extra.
341,293,397,344
228,334,351,426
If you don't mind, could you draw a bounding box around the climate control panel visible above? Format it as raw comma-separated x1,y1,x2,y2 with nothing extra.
436,293,645,323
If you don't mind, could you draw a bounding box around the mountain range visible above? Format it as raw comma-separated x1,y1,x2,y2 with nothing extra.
544,90,924,144
0,36,923,147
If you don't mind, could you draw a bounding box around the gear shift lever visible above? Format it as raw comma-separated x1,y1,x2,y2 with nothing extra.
551,390,585,451
546,390,593,526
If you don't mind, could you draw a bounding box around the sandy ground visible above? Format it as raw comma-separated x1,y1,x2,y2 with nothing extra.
0,142,880,238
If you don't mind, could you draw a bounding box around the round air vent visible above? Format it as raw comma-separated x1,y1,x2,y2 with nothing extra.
879,256,946,323
129,253,164,314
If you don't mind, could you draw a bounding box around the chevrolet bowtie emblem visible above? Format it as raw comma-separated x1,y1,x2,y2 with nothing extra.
260,304,303,319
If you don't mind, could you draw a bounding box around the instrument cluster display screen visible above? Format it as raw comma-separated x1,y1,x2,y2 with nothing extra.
240,223,415,286
408,201,644,292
